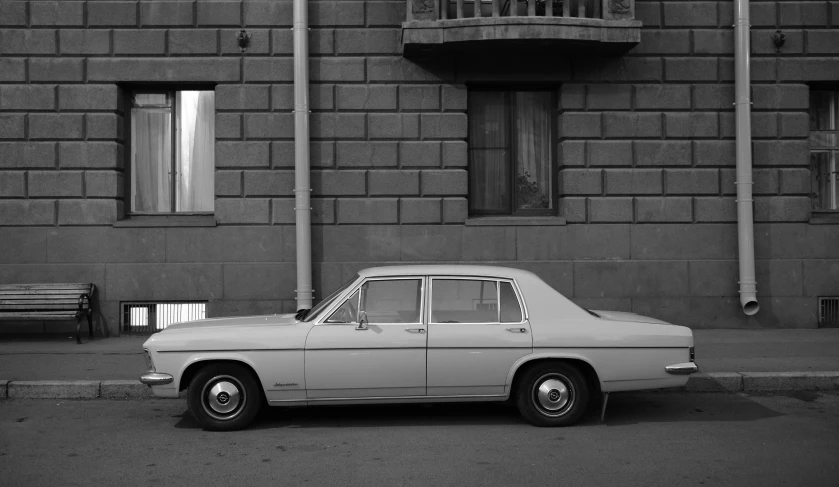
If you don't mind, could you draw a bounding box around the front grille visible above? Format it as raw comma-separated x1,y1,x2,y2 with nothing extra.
122,301,206,334
818,297,839,328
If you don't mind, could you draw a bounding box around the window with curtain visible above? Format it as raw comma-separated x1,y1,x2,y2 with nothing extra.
810,90,839,211
130,90,215,214
468,88,555,216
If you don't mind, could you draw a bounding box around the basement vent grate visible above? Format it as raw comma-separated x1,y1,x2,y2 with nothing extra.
122,302,206,334
818,297,839,328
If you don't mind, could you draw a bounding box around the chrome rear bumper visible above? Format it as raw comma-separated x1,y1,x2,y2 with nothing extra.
665,362,698,375
139,372,174,385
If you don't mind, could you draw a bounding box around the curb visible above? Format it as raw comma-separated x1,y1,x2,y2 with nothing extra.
1,373,838,400
1,380,154,400
683,372,839,393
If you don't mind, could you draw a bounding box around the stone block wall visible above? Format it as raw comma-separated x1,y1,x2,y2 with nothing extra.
0,0,837,334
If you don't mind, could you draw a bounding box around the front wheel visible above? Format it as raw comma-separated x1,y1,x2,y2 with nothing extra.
516,362,589,427
187,363,262,431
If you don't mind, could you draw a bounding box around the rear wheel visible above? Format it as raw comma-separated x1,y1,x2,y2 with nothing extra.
187,363,262,431
516,362,589,427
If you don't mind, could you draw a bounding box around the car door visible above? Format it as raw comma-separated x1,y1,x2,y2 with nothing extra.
426,277,532,396
304,277,427,399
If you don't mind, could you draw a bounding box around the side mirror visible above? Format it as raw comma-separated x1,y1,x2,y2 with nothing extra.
355,311,368,331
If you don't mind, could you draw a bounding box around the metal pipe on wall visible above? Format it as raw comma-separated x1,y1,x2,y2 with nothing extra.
293,0,313,310
734,0,759,315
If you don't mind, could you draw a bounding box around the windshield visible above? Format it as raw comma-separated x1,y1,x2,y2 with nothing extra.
300,276,359,322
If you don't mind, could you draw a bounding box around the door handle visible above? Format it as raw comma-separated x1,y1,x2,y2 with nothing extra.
506,327,528,333
406,328,426,334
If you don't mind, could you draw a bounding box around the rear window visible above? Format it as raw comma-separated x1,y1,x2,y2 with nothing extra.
430,278,523,324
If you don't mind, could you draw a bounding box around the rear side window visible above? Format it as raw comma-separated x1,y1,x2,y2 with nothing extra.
500,281,523,323
431,278,523,324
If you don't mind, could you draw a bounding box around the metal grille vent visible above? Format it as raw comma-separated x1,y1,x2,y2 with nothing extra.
122,302,206,333
819,297,839,328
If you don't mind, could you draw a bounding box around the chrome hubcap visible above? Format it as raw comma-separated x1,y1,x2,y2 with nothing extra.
533,374,574,417
202,376,245,421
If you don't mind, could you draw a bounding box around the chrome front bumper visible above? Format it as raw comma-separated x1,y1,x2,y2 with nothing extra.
665,362,698,375
139,372,174,386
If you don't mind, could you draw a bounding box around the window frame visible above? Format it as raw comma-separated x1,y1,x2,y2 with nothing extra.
428,276,527,326
123,84,216,216
467,84,559,217
809,89,839,213
317,276,426,326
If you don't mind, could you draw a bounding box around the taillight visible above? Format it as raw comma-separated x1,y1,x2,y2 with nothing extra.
689,346,695,362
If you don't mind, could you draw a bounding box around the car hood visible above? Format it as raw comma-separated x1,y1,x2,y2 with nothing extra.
143,313,311,352
591,310,671,326
163,313,299,331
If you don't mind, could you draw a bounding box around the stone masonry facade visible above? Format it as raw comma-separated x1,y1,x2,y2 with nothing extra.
0,0,837,335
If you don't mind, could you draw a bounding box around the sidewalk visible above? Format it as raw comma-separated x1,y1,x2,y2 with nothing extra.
1,329,838,398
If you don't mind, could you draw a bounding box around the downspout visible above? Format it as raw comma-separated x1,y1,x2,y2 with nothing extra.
734,0,759,315
293,0,313,310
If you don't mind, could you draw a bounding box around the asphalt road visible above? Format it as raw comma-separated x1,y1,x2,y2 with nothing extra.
1,392,838,486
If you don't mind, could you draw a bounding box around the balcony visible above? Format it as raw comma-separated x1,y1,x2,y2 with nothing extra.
402,0,642,57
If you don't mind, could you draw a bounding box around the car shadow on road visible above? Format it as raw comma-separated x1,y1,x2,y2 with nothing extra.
598,392,784,426
172,391,784,430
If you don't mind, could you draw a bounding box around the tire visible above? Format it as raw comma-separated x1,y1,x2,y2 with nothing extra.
515,362,589,427
187,363,262,431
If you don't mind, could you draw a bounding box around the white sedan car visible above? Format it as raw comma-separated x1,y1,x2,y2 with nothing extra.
140,265,697,431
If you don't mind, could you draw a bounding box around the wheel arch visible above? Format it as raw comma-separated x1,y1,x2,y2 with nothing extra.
507,355,603,399
178,357,263,393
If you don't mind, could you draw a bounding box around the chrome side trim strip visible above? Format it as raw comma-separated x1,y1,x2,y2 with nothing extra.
139,372,174,385
158,349,304,353
268,393,507,404
665,362,699,375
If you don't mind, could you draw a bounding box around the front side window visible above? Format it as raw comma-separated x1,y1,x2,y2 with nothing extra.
469,89,555,216
130,90,215,214
431,278,524,324
326,279,422,324
810,90,839,210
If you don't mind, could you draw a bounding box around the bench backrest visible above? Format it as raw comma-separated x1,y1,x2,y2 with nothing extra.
0,283,95,314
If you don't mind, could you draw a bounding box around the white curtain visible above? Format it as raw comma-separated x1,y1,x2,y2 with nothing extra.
176,91,215,212
515,92,552,210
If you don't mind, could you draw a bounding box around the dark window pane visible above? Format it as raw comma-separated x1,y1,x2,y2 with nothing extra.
500,281,523,323
470,149,511,213
431,279,498,323
811,152,837,210
514,92,552,210
360,279,421,324
469,91,510,214
133,93,170,107
131,106,172,213
175,91,215,212
810,91,836,131
469,91,508,148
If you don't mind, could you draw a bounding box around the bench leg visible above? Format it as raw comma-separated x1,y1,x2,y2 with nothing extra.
76,316,83,344
87,312,93,339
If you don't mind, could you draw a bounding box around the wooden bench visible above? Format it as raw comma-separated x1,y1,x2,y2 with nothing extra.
0,283,96,344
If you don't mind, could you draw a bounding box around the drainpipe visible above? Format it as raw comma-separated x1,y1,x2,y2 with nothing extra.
293,0,313,310
734,0,759,315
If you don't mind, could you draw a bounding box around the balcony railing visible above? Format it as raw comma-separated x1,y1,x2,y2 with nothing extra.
403,0,640,55
413,0,629,22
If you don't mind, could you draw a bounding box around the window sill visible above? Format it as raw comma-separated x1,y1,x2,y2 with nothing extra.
810,211,839,225
465,216,566,226
113,214,217,228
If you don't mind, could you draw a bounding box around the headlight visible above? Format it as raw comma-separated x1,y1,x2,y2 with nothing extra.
144,349,155,372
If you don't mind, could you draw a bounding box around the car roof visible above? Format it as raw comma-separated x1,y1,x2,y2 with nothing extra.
357,265,539,281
